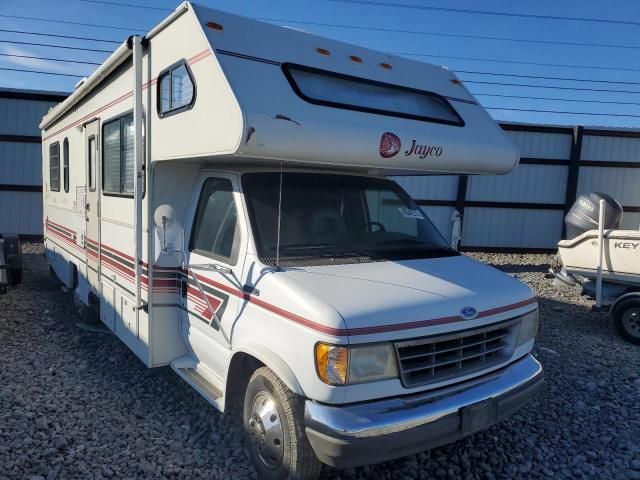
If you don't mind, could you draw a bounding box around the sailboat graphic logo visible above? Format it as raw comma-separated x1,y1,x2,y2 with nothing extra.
379,132,401,158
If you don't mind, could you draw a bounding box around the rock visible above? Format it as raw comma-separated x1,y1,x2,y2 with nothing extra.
2,247,639,479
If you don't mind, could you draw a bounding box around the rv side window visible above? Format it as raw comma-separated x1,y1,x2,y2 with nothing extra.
63,138,70,193
190,178,239,264
282,63,464,126
88,136,96,191
102,112,141,196
49,142,60,192
157,61,195,117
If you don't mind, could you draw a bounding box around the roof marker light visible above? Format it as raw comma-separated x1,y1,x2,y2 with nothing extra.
350,55,363,63
451,79,462,85
380,62,392,70
316,48,330,56
207,22,224,31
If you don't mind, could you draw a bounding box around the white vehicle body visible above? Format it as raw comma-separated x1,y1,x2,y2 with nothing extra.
41,2,542,473
558,230,640,287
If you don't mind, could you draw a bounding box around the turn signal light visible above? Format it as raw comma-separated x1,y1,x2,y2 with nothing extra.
315,343,348,385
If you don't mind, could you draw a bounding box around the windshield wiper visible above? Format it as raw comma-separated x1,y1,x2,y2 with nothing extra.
379,238,457,253
278,242,374,258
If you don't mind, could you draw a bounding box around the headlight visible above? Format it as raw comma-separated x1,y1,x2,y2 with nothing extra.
315,342,398,385
517,309,539,345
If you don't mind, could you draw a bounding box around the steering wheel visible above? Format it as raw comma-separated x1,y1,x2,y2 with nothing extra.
363,221,386,232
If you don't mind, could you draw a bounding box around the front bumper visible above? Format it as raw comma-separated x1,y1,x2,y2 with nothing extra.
304,354,543,468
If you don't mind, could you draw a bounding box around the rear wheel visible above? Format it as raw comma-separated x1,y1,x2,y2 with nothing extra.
614,299,640,345
243,367,322,480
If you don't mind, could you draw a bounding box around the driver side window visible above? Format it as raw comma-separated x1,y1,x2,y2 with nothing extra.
190,178,239,264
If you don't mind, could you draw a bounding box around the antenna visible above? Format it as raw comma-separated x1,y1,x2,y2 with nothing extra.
275,162,284,271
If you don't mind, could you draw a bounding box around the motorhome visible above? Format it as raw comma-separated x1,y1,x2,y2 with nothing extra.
41,3,542,478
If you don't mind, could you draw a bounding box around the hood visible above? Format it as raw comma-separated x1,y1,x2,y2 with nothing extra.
285,255,535,341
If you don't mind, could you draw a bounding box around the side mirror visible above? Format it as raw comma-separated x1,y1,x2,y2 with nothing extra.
153,204,184,266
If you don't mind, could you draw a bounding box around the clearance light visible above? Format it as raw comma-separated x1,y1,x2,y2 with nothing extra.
206,22,224,31
380,62,392,70
451,79,462,85
350,55,363,63
316,48,331,56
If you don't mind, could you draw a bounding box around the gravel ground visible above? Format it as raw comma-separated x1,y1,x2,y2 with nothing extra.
1,246,639,479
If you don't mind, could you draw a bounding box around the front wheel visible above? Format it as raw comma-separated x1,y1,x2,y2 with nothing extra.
614,299,640,345
243,367,323,480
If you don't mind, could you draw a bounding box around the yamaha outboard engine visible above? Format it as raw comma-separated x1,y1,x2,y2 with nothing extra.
565,192,623,239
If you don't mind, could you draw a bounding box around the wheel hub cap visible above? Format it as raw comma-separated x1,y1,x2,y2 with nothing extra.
248,392,284,468
622,308,640,338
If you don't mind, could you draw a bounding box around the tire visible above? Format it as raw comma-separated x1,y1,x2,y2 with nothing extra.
9,268,21,286
243,367,323,480
614,298,640,345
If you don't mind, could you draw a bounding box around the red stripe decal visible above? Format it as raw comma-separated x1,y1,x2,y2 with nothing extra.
347,297,538,336
43,49,212,141
47,220,537,337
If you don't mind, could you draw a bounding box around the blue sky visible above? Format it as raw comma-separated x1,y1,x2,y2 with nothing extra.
1,0,639,128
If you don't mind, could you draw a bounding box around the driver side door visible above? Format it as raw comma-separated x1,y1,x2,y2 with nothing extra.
181,174,247,377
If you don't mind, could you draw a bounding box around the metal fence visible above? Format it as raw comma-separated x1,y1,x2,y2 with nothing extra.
2,88,639,249
0,88,67,237
395,123,640,251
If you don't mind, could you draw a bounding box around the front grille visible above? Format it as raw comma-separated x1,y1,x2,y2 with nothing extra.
395,319,519,387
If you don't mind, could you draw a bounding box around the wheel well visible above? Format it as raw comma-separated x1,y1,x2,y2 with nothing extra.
225,352,264,411
71,262,78,289
611,292,640,313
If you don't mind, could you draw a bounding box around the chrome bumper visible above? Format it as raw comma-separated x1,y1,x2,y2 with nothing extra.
304,354,543,468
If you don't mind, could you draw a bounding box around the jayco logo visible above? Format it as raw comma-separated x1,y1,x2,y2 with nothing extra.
379,132,401,158
380,132,444,160
404,140,443,159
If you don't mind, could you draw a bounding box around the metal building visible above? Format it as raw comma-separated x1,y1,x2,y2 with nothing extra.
0,88,67,237
396,123,640,250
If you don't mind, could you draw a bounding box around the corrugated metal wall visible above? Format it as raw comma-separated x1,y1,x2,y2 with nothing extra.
396,123,640,250
0,89,66,236
2,88,639,247
578,131,640,231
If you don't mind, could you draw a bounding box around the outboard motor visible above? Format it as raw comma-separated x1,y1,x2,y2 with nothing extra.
565,192,623,239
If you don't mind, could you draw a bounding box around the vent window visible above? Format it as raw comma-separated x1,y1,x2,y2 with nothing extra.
158,61,195,117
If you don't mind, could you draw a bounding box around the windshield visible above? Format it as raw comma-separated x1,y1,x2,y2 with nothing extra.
242,172,457,266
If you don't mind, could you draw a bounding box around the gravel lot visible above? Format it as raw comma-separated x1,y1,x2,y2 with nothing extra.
1,245,639,479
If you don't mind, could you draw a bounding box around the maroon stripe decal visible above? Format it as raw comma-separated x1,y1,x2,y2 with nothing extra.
48,219,537,337
347,297,538,336
43,49,212,141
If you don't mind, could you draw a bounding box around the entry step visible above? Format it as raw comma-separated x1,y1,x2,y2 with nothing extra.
171,356,225,410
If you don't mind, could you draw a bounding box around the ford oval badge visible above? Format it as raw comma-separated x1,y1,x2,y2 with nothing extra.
460,306,478,320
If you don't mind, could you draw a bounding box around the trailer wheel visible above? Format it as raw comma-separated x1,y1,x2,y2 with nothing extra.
2,234,22,285
614,298,640,345
243,367,323,480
